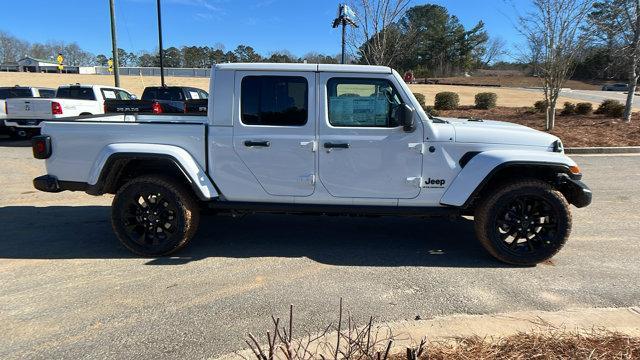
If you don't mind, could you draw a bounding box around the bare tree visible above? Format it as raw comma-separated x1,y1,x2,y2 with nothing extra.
517,0,593,130
0,31,29,63
591,0,640,122
347,0,412,66
482,37,508,67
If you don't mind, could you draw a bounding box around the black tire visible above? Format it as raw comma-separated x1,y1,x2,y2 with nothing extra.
111,175,200,256
474,179,572,265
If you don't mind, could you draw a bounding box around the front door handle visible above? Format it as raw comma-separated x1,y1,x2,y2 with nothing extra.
324,142,350,149
244,140,270,147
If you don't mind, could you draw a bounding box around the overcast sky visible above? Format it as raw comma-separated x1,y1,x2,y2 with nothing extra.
0,0,527,59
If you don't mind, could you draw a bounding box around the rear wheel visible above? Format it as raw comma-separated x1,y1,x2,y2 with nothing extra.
474,179,572,265
111,175,200,256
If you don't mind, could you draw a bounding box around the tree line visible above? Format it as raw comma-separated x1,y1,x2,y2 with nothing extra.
95,46,341,68
0,32,94,66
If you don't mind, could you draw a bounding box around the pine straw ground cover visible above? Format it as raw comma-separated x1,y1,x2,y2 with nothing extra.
392,331,640,360
241,303,640,360
437,107,640,148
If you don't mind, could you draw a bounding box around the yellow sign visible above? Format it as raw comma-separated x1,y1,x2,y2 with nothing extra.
56,54,64,64
107,59,114,73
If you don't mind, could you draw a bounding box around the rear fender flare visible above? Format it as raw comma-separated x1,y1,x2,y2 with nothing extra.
88,143,218,200
440,150,577,207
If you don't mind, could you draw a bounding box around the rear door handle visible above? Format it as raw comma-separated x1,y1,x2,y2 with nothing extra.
244,140,270,147
324,142,350,149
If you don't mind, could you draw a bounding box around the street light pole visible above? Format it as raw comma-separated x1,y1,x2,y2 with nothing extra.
109,0,120,87
332,4,357,65
341,19,346,64
156,0,165,87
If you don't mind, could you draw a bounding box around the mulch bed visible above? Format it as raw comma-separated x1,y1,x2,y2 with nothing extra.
390,331,640,360
438,107,640,147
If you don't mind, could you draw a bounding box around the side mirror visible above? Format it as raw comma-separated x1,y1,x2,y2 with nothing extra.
398,104,416,132
130,94,138,100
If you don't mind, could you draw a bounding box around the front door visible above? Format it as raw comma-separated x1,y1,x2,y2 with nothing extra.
233,72,316,197
318,74,423,199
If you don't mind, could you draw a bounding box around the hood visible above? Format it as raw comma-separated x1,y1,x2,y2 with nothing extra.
439,117,559,148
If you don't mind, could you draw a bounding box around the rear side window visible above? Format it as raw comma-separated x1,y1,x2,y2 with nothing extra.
241,76,308,126
56,87,96,100
0,88,33,99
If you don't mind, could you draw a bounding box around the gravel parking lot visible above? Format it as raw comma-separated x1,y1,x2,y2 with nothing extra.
1,138,639,359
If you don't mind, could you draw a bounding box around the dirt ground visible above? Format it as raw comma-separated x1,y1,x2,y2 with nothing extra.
440,106,640,147
407,84,601,108
423,75,603,91
0,72,598,108
0,72,209,98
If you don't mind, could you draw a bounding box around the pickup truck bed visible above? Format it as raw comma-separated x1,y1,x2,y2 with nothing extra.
42,116,208,187
104,86,209,114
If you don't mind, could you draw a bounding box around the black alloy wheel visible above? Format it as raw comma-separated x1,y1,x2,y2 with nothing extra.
112,176,200,256
474,179,572,265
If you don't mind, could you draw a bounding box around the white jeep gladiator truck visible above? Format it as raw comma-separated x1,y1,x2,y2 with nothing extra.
6,84,133,137
31,63,591,265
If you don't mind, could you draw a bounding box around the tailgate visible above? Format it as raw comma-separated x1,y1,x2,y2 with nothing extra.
7,98,52,119
105,99,156,113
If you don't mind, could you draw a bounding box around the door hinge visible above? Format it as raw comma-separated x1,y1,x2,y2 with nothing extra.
406,176,424,187
408,142,425,154
298,174,316,185
300,140,317,152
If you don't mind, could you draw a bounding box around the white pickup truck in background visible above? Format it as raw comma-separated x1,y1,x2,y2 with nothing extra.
5,84,134,138
1,86,55,138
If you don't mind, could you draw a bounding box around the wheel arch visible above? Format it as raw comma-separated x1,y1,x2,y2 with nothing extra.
86,143,219,201
440,150,579,210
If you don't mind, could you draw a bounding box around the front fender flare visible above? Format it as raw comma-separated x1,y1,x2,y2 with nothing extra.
440,150,577,207
88,143,218,200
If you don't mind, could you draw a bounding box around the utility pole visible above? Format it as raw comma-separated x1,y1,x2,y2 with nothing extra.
109,0,120,87
332,4,357,64
156,0,165,87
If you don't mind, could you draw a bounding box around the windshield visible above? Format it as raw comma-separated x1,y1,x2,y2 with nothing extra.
0,88,33,99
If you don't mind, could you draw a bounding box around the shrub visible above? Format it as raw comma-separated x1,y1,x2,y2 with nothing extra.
434,92,459,110
424,105,440,117
413,92,426,108
596,99,625,117
534,100,548,113
475,92,498,109
561,102,576,116
575,102,593,115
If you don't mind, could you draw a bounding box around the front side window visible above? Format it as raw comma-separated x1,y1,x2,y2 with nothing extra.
327,78,403,127
38,89,56,98
116,90,132,100
241,76,308,126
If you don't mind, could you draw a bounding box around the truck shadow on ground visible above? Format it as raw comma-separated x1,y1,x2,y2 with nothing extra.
0,136,31,147
0,205,510,268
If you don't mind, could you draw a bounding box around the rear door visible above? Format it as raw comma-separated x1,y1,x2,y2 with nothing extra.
317,74,423,199
232,71,316,197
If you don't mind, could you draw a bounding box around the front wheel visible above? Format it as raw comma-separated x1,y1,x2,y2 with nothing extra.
474,180,572,265
111,175,200,256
